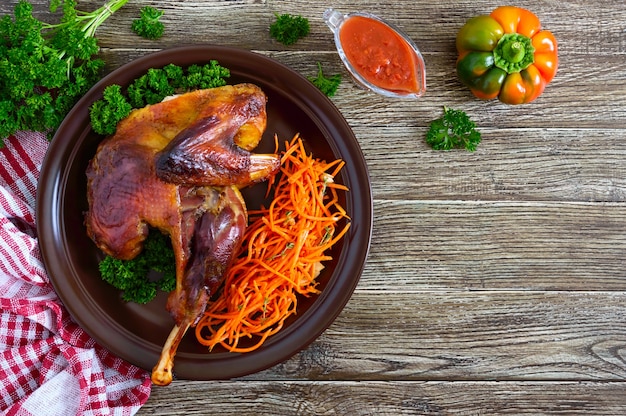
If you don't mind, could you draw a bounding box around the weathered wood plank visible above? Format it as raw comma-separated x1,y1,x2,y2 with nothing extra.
5,0,626,60
364,200,626,290
129,291,626,384
139,381,626,415
360,128,626,202
7,0,622,56
233,291,626,381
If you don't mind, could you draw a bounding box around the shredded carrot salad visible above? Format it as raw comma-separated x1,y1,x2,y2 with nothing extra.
194,134,351,353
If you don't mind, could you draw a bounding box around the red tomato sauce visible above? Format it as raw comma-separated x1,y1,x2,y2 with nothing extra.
339,15,420,94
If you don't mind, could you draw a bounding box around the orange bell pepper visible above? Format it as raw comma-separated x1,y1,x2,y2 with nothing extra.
456,6,558,104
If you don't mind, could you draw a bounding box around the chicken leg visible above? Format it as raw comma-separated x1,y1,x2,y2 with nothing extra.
151,185,247,386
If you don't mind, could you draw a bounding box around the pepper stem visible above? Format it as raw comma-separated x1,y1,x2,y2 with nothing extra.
503,41,525,63
493,33,535,74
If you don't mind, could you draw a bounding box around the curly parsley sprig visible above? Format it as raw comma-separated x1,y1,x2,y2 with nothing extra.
308,62,341,97
99,229,176,304
132,6,165,40
269,13,310,45
425,106,482,151
89,61,231,136
0,0,129,144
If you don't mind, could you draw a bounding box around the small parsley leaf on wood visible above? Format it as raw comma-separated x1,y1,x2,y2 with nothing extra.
308,62,341,97
425,106,482,151
269,13,310,45
131,6,165,40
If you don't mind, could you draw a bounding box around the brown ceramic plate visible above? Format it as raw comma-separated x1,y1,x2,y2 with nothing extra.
37,45,372,380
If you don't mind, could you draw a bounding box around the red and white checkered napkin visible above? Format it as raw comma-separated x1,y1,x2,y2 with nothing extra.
0,132,152,416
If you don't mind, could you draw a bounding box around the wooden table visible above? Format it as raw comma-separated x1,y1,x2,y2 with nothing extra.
7,0,626,413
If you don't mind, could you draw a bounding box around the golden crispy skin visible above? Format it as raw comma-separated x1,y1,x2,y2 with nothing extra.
85,83,278,262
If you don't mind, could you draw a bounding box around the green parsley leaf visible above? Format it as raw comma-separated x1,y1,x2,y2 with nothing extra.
99,229,175,304
131,6,165,40
308,62,341,97
89,85,133,136
269,13,310,45
90,61,230,135
425,106,482,152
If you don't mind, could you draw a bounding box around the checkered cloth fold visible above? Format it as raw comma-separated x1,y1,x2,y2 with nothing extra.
0,132,151,416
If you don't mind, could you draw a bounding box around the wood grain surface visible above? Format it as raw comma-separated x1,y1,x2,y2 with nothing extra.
4,0,625,414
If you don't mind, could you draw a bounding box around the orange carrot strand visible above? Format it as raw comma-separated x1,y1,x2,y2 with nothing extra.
194,134,350,353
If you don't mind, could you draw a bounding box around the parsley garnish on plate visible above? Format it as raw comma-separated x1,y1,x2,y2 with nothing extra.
99,229,175,304
89,61,231,136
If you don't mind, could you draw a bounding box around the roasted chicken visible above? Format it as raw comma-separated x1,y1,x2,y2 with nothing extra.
85,83,280,386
